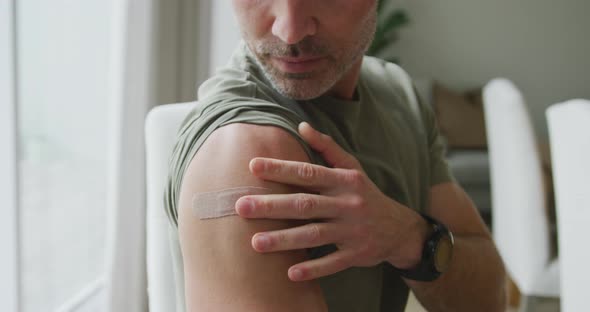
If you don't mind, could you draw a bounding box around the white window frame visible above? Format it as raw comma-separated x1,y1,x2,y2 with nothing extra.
0,0,20,311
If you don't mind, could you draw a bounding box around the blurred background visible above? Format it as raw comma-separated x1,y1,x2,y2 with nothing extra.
1,0,589,311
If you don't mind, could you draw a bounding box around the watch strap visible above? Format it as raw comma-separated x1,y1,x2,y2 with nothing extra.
391,213,451,282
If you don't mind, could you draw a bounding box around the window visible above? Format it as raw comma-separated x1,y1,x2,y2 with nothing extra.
16,1,111,310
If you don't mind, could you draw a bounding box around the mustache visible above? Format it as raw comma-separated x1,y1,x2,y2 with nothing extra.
255,37,330,58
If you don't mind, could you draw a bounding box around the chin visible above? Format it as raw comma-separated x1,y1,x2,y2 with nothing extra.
269,69,342,100
272,79,332,100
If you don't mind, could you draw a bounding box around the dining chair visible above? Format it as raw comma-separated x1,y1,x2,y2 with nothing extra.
482,78,559,310
546,99,590,312
145,102,196,312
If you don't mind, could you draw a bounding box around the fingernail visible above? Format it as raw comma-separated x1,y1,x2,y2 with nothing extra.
236,198,254,215
254,234,270,251
300,122,313,131
290,268,304,281
249,158,265,173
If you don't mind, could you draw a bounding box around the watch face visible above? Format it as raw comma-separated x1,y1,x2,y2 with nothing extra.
434,236,453,273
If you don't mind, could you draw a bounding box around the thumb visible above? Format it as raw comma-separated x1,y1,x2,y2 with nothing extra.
298,122,359,169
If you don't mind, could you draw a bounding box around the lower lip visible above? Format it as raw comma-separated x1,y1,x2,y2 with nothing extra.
272,57,326,74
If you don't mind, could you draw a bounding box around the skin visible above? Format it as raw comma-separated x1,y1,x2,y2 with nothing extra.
238,123,508,311
178,0,507,311
178,124,328,311
234,0,376,100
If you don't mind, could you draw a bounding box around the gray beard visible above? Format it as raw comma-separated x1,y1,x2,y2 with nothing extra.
257,60,343,100
243,14,376,100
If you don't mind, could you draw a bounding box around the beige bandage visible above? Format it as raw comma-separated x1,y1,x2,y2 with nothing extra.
192,186,272,219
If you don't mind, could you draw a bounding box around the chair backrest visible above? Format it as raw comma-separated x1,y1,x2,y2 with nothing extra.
145,102,195,312
482,78,550,294
546,99,590,312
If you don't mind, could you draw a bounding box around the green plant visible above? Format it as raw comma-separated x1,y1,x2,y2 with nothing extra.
366,0,410,64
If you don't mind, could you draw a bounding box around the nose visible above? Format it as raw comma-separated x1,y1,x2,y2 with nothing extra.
271,0,318,45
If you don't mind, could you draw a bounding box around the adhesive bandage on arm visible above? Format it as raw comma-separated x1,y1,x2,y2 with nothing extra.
192,186,272,219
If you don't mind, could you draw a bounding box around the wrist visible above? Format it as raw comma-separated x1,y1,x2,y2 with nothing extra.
390,213,455,282
388,211,431,269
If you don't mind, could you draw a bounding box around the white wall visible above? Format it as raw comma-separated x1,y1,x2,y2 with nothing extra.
392,0,590,141
208,0,590,141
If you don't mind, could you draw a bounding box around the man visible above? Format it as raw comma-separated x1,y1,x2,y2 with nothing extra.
164,0,507,311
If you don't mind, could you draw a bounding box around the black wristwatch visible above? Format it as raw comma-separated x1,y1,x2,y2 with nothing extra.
392,213,454,282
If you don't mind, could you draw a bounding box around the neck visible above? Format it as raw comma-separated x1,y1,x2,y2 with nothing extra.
326,58,363,100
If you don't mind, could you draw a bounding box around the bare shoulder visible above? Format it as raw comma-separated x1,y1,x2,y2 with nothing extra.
177,123,327,312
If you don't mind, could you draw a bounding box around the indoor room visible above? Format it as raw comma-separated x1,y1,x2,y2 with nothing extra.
2,1,589,311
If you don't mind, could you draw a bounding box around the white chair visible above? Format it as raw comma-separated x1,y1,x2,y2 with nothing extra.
145,102,196,312
482,79,560,306
546,99,590,312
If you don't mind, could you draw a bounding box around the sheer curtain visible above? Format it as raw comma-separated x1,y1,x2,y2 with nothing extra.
104,0,206,311
103,0,155,310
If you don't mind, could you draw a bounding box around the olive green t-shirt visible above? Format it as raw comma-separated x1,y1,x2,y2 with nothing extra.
164,42,453,312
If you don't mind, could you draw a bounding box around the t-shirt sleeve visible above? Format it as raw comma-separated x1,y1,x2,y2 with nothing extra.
164,98,323,228
415,86,456,186
381,60,455,188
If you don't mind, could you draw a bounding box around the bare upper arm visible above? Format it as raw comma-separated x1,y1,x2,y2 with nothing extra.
177,123,327,312
427,182,490,237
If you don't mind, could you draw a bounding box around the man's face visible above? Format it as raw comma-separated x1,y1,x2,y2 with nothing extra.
232,0,377,100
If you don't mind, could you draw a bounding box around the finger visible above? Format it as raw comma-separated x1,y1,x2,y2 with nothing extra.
288,249,356,281
236,193,346,219
298,122,359,170
249,157,348,189
251,223,343,253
